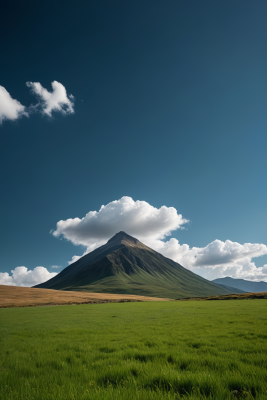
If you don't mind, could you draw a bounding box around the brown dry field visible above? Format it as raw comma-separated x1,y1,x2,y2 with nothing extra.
0,285,171,308
176,292,267,301
1,285,266,309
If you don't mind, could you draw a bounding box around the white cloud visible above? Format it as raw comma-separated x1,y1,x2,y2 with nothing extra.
51,265,61,269
192,261,267,282
149,238,267,282
26,81,74,116
53,196,188,249
0,266,57,287
53,196,267,282
0,81,74,124
0,85,28,123
194,240,267,267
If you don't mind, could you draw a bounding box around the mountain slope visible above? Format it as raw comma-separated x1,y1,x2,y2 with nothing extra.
36,232,244,298
212,277,267,293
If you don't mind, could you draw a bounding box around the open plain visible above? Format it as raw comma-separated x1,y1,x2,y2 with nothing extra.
1,298,267,399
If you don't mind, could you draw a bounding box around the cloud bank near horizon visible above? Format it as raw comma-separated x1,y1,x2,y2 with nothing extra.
0,82,74,123
0,266,57,287
52,196,267,282
154,238,267,282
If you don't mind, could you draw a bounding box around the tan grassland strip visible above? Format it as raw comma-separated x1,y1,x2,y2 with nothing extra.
176,292,267,301
0,285,171,308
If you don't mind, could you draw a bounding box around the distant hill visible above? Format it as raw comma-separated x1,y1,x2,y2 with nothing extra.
212,277,267,293
36,231,244,299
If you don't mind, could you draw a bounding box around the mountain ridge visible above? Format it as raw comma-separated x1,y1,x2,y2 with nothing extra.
212,277,267,293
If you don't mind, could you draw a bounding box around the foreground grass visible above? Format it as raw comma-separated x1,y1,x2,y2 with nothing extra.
1,300,267,399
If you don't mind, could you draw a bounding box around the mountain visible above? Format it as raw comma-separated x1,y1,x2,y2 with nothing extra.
212,277,267,293
36,232,244,298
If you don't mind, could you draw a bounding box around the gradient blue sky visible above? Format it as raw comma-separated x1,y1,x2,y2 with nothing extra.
1,0,267,283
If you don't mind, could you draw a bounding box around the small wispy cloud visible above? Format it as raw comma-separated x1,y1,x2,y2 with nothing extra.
0,81,74,125
26,81,74,116
0,85,28,123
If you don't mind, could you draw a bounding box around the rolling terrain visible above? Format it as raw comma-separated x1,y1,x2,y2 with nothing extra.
36,232,244,299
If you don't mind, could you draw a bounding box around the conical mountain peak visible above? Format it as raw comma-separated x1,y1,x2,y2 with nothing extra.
35,231,244,299
107,231,140,245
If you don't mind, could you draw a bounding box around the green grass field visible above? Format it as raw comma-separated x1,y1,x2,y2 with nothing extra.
1,300,267,399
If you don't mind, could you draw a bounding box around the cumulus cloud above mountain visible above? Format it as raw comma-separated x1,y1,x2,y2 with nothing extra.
0,85,28,123
52,196,188,250
0,266,57,287
0,81,74,124
53,196,267,282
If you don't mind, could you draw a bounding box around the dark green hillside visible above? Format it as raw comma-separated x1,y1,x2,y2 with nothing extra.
36,232,244,298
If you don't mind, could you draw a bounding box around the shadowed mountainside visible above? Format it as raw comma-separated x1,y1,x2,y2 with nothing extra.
35,232,244,299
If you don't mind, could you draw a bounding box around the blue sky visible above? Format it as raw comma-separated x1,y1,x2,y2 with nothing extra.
1,0,267,286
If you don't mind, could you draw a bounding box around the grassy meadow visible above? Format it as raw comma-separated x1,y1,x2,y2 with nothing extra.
1,300,267,399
